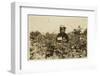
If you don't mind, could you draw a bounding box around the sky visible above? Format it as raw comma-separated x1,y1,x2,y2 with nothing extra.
28,15,87,34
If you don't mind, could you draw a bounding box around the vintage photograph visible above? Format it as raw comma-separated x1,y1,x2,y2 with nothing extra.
28,15,87,60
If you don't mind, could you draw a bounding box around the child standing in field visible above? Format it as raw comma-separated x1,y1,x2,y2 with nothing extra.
56,25,69,43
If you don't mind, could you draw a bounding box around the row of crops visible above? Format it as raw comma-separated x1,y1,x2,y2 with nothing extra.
29,28,87,60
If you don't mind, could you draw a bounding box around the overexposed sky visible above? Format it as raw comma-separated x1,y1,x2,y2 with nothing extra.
29,15,87,33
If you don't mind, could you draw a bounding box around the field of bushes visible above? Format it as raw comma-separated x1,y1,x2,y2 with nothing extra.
29,28,87,60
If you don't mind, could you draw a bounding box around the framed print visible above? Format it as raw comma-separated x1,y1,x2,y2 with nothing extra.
11,2,97,74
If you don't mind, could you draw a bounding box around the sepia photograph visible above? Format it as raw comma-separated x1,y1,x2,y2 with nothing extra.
11,2,97,73
28,15,87,60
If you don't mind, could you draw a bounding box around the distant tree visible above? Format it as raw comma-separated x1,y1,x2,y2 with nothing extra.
84,29,87,35
30,31,41,40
